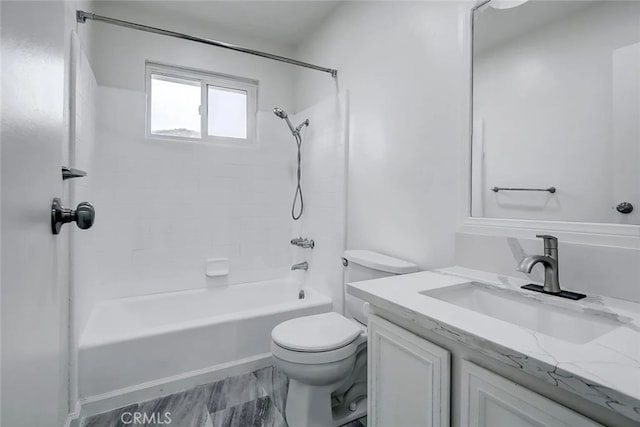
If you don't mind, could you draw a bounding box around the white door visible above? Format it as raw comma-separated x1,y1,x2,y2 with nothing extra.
1,1,70,425
368,314,450,427
460,361,602,427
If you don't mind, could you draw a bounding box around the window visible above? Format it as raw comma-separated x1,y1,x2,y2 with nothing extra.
146,62,257,144
150,75,201,138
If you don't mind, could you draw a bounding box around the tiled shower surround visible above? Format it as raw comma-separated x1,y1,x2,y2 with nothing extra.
81,366,366,427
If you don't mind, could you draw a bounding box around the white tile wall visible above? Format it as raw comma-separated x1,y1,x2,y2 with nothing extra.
70,31,99,406
71,91,351,336
292,92,349,313
73,84,297,334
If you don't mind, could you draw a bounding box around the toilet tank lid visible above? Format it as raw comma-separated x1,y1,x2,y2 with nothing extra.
343,250,418,274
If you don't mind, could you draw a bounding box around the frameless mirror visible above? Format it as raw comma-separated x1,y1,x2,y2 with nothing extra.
471,0,640,225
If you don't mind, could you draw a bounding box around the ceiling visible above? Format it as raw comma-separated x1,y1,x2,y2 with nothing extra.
474,0,600,53
103,1,342,48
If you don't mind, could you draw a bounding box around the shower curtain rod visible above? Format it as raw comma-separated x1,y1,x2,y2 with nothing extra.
76,10,338,78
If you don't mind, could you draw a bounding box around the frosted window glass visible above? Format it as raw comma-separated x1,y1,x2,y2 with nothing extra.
150,75,201,138
207,86,247,139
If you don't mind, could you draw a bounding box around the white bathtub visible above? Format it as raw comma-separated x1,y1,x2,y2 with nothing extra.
78,279,331,398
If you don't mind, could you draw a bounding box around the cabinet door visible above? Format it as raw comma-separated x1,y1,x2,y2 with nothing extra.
461,361,602,427
368,314,450,427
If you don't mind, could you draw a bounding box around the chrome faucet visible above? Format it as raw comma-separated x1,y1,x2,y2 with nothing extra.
517,235,561,294
291,237,315,249
518,235,587,300
291,261,308,271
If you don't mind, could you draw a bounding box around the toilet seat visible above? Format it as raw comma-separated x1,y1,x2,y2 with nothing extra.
271,312,365,365
272,312,362,352
271,338,363,365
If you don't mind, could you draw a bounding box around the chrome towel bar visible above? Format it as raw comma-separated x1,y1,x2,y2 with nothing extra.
491,186,556,193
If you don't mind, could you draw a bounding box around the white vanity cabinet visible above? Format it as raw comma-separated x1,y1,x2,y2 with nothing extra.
368,314,451,427
460,361,602,427
368,313,604,427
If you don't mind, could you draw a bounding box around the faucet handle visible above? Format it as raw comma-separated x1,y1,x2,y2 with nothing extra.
536,234,558,249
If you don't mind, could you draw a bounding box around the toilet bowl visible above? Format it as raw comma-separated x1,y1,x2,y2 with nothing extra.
272,312,366,427
271,250,418,427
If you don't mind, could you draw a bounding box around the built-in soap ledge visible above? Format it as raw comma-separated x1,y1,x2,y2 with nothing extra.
205,258,229,277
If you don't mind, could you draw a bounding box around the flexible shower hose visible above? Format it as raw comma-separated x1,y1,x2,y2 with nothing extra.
292,132,303,220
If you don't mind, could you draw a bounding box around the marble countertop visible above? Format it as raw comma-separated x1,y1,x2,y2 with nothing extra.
347,266,640,422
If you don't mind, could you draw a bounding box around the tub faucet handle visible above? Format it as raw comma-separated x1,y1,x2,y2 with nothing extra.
291,261,308,271
291,237,314,249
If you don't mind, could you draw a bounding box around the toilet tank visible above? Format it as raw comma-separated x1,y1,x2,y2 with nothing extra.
343,250,418,325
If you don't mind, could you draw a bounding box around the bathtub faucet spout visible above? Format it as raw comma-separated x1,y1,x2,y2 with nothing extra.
291,261,308,271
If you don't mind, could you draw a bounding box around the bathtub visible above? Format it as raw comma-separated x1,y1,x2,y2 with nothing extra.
78,279,331,399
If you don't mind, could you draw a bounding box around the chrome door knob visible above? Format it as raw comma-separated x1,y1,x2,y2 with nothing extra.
75,202,95,229
51,198,95,234
616,202,634,214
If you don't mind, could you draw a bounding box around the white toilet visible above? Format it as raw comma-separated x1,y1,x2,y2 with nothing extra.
271,250,418,427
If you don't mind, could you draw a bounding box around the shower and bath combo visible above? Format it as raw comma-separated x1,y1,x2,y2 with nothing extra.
76,9,334,221
273,107,309,220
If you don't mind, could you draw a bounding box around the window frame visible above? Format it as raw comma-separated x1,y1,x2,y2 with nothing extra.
145,62,258,146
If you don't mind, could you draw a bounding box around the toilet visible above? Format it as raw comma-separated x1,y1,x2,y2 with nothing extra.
271,250,418,427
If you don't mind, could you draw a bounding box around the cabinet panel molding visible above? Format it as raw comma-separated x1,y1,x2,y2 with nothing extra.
368,314,450,427
461,360,602,427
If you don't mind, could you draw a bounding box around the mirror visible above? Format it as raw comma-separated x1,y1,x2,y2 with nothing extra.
471,0,640,226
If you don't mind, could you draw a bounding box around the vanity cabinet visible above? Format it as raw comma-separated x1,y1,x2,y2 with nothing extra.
461,361,602,427
368,313,604,427
368,314,450,427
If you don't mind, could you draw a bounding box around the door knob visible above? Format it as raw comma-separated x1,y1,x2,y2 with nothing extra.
51,198,95,235
616,202,634,214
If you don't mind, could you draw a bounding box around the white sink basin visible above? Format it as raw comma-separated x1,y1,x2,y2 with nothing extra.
421,282,628,344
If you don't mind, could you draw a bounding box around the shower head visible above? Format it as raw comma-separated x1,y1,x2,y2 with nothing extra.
273,107,297,136
274,107,310,137
273,107,309,221
273,107,288,119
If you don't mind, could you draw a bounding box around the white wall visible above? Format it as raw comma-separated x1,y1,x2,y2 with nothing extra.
296,1,640,306
294,1,469,270
75,89,294,321
456,231,640,303
87,1,298,111
473,2,640,224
